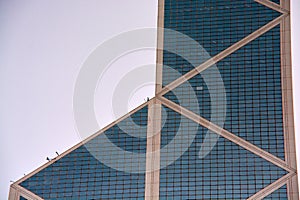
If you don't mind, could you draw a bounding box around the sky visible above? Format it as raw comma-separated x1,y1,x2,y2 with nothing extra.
0,0,299,199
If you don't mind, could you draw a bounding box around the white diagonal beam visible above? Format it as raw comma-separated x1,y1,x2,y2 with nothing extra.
255,0,288,14
247,172,295,200
158,96,295,173
157,14,287,97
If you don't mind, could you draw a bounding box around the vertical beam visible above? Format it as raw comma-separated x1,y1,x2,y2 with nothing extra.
8,186,19,200
280,0,299,199
145,99,161,200
148,0,164,196
155,0,165,94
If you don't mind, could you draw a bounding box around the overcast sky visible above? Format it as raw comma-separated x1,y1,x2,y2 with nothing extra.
0,0,299,199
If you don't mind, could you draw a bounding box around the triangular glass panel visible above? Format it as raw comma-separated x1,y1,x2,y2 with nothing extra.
162,0,281,85
268,0,280,4
159,105,287,199
20,105,148,199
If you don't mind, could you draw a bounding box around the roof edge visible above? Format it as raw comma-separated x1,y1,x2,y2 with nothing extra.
13,99,152,186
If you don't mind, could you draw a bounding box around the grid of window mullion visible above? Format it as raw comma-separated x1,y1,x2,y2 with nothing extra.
159,106,287,199
163,0,280,86
20,107,148,199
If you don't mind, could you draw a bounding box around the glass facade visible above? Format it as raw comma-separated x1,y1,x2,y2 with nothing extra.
264,185,288,199
164,26,285,160
162,0,280,85
159,106,287,199
270,0,280,4
11,0,297,199
159,0,289,198
20,106,148,199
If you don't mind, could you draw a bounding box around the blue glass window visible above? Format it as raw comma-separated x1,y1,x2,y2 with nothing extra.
162,0,281,85
20,106,148,199
159,106,287,199
164,26,285,160
264,184,288,199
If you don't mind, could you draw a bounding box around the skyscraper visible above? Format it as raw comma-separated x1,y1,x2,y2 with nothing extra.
9,0,298,199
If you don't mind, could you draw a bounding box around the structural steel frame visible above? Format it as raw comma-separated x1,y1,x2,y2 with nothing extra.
9,0,298,199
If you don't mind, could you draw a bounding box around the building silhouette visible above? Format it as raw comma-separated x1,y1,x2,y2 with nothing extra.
9,0,298,199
